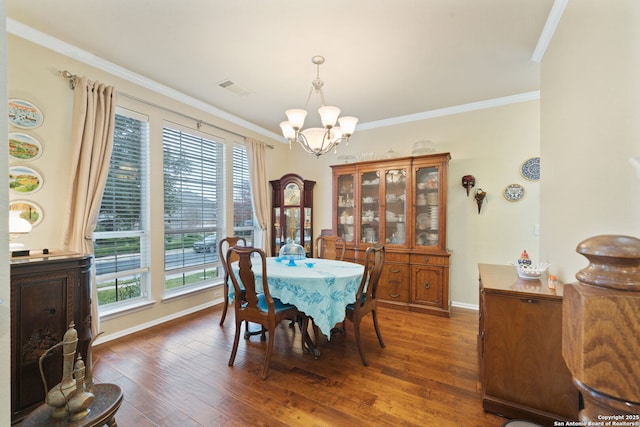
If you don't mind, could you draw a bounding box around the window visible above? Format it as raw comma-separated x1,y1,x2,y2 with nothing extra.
163,123,225,292
94,107,149,308
232,144,254,245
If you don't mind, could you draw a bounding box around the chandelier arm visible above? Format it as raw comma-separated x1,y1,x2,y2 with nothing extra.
296,130,339,157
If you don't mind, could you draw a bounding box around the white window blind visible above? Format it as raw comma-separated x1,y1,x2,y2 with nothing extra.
163,124,224,290
232,144,254,244
94,107,149,307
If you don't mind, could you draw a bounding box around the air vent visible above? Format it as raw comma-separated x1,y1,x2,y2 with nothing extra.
218,79,251,96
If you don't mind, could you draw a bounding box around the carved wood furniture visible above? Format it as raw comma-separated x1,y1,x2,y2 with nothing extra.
344,244,386,366
478,263,579,425
270,173,315,257
562,235,640,422
331,152,451,317
225,246,303,379
10,253,92,423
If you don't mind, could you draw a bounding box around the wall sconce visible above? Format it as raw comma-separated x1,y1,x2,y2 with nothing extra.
461,175,476,196
9,210,32,256
474,189,487,214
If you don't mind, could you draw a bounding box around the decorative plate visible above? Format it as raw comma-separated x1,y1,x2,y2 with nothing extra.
520,157,540,181
503,183,525,202
9,200,43,227
9,132,43,161
9,166,43,194
8,99,44,129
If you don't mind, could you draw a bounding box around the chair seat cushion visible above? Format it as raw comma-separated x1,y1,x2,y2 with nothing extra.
257,294,297,313
346,295,367,311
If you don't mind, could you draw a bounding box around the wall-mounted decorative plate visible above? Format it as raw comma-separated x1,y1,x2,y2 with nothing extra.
9,166,43,194
9,200,43,227
8,99,44,129
520,157,540,181
504,183,525,202
9,132,43,161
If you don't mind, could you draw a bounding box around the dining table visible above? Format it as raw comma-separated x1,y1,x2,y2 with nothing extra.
230,256,365,356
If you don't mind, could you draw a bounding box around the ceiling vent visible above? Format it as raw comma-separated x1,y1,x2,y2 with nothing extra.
218,79,252,96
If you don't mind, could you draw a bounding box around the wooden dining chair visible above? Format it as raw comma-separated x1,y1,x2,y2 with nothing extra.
218,236,247,327
344,243,386,366
315,235,346,261
225,246,304,379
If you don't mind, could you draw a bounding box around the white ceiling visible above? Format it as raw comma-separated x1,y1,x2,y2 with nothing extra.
7,0,557,139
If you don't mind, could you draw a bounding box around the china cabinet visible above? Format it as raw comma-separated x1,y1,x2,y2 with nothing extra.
331,152,451,317
270,173,316,257
10,252,92,423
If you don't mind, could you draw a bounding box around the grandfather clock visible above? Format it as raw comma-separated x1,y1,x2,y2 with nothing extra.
270,173,315,257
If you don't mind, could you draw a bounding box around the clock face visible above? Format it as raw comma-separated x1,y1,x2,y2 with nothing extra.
284,183,301,205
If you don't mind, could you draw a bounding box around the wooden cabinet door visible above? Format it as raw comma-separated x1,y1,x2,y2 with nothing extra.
411,264,444,306
483,293,578,421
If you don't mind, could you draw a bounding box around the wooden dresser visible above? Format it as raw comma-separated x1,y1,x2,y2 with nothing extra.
478,264,579,426
10,252,92,423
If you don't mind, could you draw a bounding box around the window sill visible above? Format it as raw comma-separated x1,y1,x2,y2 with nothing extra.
99,298,156,322
162,280,222,304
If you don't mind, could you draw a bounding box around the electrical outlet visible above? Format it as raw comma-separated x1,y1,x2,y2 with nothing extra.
534,224,540,236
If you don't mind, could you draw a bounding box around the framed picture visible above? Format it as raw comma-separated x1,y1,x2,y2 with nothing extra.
9,166,43,194
8,98,44,129
9,132,43,161
9,200,43,227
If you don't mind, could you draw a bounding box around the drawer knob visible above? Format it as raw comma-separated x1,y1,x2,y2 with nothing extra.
423,282,431,289
424,256,430,262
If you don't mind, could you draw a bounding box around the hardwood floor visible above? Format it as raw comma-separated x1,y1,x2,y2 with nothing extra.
91,305,506,427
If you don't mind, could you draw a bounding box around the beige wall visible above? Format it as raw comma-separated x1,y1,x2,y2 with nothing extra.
540,0,640,282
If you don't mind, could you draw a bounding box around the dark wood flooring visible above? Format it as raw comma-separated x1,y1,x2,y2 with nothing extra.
91,305,506,426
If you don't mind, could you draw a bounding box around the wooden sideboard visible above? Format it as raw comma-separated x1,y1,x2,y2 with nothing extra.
478,264,579,426
10,252,92,423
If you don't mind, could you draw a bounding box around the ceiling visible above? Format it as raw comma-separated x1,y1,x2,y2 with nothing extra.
7,0,556,139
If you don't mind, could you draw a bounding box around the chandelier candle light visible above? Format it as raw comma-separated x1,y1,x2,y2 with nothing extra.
280,56,358,157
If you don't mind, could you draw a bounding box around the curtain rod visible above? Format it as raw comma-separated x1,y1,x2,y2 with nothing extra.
59,70,274,149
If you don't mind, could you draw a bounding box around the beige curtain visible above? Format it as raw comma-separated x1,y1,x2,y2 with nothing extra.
245,138,272,255
62,76,118,337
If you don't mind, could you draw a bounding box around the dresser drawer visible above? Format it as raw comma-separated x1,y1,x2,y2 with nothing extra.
379,262,410,302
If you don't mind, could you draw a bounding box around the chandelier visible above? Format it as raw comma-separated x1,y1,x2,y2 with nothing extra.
280,56,358,157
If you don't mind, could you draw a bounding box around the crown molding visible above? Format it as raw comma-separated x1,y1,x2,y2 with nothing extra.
532,0,569,63
358,91,540,131
6,18,283,142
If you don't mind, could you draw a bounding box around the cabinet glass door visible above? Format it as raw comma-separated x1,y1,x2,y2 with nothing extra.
414,165,440,247
303,207,312,254
384,168,407,245
336,172,355,244
273,207,282,248
360,170,380,244
283,206,301,245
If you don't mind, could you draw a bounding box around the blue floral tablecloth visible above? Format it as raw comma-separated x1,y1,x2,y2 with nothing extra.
232,257,364,337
